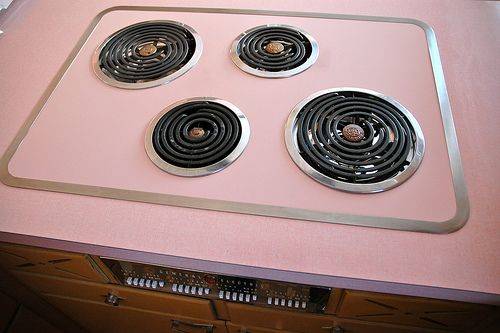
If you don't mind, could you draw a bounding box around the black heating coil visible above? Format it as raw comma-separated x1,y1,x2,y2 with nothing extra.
236,26,314,72
152,101,242,168
295,91,416,184
98,21,196,83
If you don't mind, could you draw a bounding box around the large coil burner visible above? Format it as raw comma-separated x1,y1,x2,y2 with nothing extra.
92,20,202,89
230,24,319,78
285,88,425,193
145,98,250,177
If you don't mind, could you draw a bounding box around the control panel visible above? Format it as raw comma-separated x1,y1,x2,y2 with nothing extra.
101,258,331,313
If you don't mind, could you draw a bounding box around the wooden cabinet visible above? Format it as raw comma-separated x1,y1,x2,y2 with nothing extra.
2,242,497,333
224,302,334,333
44,294,226,333
0,242,106,282
227,323,294,333
323,317,452,333
0,291,18,332
13,270,217,321
337,290,493,332
7,305,62,333
227,317,449,333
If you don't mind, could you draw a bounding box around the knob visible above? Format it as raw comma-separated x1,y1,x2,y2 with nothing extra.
322,325,344,333
104,293,120,306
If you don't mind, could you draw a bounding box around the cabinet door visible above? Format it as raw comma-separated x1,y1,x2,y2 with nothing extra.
14,271,217,321
7,306,62,333
0,242,106,282
327,317,450,333
225,302,334,333
43,294,226,333
227,317,448,333
0,291,18,332
227,323,294,333
337,290,492,331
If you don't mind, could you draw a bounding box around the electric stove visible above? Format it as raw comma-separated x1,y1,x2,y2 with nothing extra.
0,6,469,233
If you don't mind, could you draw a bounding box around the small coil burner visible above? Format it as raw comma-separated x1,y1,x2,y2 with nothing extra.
230,24,319,78
285,88,425,193
145,98,250,177
92,20,202,89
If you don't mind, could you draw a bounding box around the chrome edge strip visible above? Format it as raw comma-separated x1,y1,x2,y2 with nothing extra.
0,6,469,233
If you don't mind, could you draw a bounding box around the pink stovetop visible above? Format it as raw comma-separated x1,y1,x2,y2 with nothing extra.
0,0,498,303
6,8,458,227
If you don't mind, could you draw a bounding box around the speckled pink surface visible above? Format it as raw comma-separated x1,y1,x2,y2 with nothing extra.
0,0,499,300
8,9,456,222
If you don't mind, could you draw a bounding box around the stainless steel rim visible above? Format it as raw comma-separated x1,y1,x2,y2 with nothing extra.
145,97,251,177
285,87,426,193
92,20,203,89
230,24,319,78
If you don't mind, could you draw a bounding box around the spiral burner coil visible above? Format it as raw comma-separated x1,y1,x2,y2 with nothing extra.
145,98,250,177
93,20,202,89
285,88,425,193
230,24,319,78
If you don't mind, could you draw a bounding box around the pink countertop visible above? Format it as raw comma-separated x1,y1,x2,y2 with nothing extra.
0,0,499,304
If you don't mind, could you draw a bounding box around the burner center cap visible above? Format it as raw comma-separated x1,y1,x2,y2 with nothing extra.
139,44,157,56
264,42,285,54
188,127,205,139
342,124,365,142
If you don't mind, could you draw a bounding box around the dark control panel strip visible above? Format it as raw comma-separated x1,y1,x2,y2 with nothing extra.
100,257,331,313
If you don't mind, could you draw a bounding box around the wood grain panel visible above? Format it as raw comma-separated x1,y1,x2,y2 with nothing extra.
44,294,227,333
0,242,106,282
7,305,62,333
337,290,493,331
0,291,18,332
13,270,217,321
225,302,334,333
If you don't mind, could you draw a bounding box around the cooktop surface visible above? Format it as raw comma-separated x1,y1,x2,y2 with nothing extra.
1,7,468,233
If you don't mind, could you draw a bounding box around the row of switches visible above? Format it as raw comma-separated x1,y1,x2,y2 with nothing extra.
125,277,306,310
126,276,165,289
267,297,307,309
218,291,257,303
172,284,210,296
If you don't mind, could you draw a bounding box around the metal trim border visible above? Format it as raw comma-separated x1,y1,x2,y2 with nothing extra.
0,6,469,234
